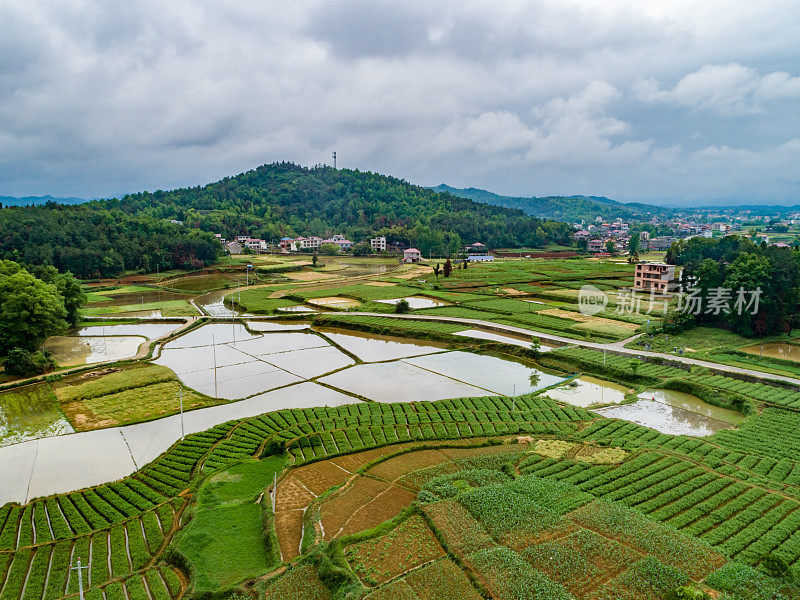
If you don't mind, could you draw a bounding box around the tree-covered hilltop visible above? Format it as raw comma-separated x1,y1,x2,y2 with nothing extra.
114,162,574,254
0,163,574,278
0,203,222,278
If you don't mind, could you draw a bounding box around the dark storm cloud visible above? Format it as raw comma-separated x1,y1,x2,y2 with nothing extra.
1,0,799,204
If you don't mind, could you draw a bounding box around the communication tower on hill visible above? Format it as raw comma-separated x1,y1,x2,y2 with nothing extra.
332,151,336,169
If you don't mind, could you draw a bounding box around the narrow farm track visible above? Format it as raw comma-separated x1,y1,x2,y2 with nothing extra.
341,312,800,387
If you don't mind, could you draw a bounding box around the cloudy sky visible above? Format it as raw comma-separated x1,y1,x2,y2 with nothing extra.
2,1,800,205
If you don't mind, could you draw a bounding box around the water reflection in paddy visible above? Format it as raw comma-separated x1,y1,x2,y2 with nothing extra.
543,376,631,408
741,342,800,363
452,329,556,351
277,305,317,312
593,400,734,436
195,289,254,317
42,335,146,366
638,389,744,425
314,328,448,362
375,296,450,309
405,351,564,396
246,321,311,332
155,326,352,399
318,361,489,403
77,322,182,340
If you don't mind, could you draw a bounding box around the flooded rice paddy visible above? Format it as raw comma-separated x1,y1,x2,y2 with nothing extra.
741,341,800,363
452,328,556,350
154,325,354,399
375,296,450,309
543,376,632,407
76,322,183,339
0,386,74,447
638,389,744,425
195,289,253,317
594,397,736,436
42,335,146,366
0,382,355,504
315,328,448,362
163,272,242,292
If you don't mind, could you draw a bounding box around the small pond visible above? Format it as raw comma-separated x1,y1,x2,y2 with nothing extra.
375,296,450,309
277,305,318,313
543,376,632,408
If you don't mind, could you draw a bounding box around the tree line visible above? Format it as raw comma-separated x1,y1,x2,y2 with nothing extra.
667,236,800,336
0,204,222,278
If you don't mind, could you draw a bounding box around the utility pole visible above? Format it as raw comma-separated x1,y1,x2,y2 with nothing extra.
179,387,185,440
332,151,337,169
212,334,218,398
70,558,90,600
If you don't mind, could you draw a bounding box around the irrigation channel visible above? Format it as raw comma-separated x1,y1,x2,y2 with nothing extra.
0,318,753,505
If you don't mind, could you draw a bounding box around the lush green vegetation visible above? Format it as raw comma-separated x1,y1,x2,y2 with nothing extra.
115,163,574,257
0,260,86,375
51,363,219,430
178,457,285,593
0,205,221,278
668,235,800,336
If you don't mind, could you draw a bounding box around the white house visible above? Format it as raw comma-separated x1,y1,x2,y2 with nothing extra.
371,237,387,251
403,248,422,262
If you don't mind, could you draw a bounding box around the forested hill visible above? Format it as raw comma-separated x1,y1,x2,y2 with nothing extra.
0,163,574,278
432,184,673,222
113,162,574,253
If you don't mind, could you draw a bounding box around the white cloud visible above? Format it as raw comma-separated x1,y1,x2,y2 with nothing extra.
0,0,799,204
637,63,800,115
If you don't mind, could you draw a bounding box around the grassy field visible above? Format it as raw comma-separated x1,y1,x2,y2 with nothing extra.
178,457,285,593
52,363,219,430
81,299,199,317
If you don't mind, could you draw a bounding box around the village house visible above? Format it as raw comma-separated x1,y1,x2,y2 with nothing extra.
403,248,422,262
633,262,679,294
321,234,354,251
587,239,606,253
371,236,387,251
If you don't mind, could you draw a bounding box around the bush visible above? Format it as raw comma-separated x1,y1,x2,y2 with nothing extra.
2,348,55,376
394,299,411,314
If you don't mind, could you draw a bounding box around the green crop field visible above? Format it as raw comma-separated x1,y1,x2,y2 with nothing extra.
4,361,800,600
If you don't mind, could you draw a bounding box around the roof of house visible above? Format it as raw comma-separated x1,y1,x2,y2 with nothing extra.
405,247,421,253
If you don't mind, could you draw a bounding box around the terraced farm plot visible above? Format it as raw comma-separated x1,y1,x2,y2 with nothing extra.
345,515,445,585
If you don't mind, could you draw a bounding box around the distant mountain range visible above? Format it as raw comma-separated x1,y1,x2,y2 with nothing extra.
431,185,674,222
0,195,87,207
